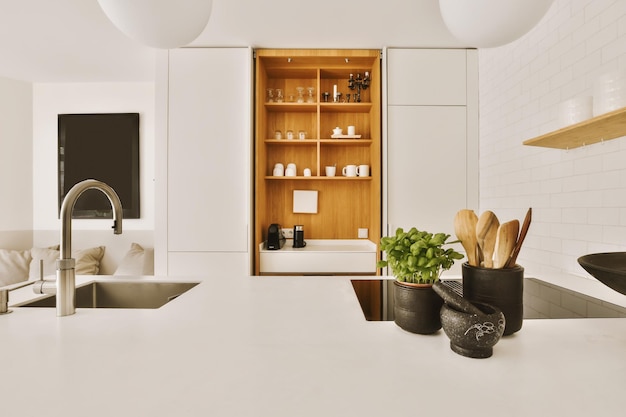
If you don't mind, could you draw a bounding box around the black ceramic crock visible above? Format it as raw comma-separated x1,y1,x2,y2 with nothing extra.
462,263,524,336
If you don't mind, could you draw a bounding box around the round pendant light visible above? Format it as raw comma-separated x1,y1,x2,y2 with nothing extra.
439,0,554,48
97,0,213,49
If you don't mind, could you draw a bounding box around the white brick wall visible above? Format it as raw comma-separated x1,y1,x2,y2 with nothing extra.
479,0,626,279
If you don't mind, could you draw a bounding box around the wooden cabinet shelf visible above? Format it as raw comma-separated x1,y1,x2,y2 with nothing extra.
320,103,372,112
254,49,381,275
264,139,372,145
265,103,317,112
265,176,373,180
523,106,626,149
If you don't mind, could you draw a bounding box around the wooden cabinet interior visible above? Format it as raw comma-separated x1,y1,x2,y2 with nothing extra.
254,49,381,274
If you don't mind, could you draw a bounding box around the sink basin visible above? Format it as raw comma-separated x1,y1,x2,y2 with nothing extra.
15,281,200,309
578,252,626,296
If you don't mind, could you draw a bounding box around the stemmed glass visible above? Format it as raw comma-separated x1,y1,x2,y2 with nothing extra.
296,86,305,103
306,87,315,103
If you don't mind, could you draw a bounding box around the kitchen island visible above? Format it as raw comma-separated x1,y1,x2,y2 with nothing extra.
2,275,625,416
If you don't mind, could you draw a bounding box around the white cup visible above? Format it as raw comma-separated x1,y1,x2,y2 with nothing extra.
287,163,296,172
273,167,284,176
303,168,312,177
342,164,357,177
325,166,336,177
332,127,343,136
347,125,356,136
356,164,370,177
285,167,296,177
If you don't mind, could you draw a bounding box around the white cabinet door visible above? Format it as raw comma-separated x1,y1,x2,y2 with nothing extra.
385,48,478,276
386,48,467,106
387,105,467,238
167,48,251,254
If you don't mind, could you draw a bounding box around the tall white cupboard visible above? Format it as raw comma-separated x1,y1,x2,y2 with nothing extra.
155,47,253,276
384,48,478,275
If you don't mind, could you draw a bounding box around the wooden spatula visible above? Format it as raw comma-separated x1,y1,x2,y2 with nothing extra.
493,219,519,269
476,210,499,268
454,209,479,267
505,208,532,268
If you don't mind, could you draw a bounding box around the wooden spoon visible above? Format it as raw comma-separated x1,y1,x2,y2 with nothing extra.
454,209,479,267
493,219,519,269
505,207,532,268
476,211,499,268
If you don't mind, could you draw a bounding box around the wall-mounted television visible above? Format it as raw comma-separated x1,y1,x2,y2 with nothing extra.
58,113,140,219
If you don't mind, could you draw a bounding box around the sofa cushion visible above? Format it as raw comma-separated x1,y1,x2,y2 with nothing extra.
114,243,154,275
29,246,60,280
0,248,32,286
29,246,106,279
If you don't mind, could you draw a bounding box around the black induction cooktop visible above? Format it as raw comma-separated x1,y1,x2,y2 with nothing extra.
351,278,626,321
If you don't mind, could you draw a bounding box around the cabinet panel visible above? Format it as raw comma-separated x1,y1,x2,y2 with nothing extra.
168,252,250,277
387,106,467,238
168,48,251,252
387,49,467,106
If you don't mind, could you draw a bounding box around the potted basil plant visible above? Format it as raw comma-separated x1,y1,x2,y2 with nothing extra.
377,227,464,334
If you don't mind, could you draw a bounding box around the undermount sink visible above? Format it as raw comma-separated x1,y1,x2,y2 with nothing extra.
578,252,626,296
15,281,200,309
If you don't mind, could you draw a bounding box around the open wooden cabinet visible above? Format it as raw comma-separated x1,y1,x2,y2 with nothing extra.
254,49,381,275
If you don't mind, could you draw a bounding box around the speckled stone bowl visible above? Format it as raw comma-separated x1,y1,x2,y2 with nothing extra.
440,302,505,359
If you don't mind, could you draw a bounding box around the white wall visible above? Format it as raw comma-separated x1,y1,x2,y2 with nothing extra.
479,0,626,279
32,83,155,236
0,76,33,233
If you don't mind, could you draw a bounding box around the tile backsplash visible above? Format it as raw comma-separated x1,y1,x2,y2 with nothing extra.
479,0,626,279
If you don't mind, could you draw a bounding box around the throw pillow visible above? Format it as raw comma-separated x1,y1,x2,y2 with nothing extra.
0,248,32,286
29,246,60,280
114,243,154,275
74,246,106,274
29,245,105,278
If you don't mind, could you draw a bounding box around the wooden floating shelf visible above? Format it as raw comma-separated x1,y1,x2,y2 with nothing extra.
523,106,626,150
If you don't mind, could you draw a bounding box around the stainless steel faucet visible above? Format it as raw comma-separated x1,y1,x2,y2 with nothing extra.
51,179,123,316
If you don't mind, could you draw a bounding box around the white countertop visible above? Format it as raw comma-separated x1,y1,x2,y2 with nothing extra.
2,274,626,416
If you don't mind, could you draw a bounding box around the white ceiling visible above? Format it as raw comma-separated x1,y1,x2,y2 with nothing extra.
0,0,465,83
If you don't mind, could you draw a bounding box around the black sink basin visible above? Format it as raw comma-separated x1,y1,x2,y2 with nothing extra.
578,252,626,296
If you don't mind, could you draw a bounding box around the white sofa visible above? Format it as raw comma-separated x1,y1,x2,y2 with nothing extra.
0,230,154,287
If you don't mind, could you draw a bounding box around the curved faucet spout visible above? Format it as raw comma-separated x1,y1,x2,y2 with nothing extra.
60,179,123,259
56,179,124,316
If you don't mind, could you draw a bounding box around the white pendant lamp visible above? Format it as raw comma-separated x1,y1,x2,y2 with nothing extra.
439,0,554,48
97,0,213,49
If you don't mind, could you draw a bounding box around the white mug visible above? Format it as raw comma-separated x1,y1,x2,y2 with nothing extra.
342,164,357,177
287,163,296,172
356,164,370,177
303,168,312,177
347,125,356,136
285,167,296,177
273,167,284,176
325,166,336,177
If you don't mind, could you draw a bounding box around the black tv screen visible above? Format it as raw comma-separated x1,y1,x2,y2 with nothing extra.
58,113,140,219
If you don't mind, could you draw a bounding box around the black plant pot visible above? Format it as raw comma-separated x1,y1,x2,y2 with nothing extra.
393,281,443,334
462,263,524,336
